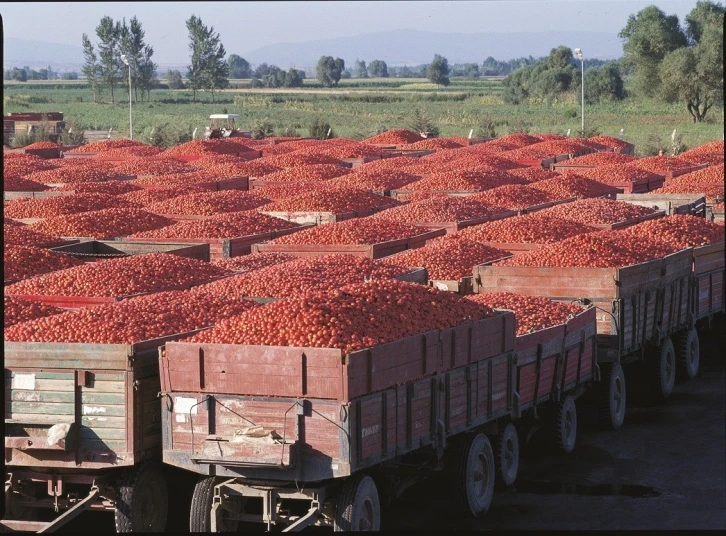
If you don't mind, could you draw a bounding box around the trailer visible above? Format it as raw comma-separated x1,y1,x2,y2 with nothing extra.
615,194,707,218
158,304,596,531
473,248,694,431
1,331,200,533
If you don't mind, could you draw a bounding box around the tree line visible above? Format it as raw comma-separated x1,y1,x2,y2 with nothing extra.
501,1,723,122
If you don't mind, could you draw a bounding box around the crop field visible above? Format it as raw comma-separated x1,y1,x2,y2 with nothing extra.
4,77,723,155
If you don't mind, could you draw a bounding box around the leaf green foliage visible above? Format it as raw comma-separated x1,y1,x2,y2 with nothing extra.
4,76,721,157
618,5,689,97
503,47,581,104
583,62,626,104
353,60,369,79
250,119,274,139
259,66,305,89
185,14,229,103
426,54,450,86
316,56,345,87
620,1,723,122
228,55,252,78
408,108,440,137
308,116,334,139
166,70,185,89
368,60,389,78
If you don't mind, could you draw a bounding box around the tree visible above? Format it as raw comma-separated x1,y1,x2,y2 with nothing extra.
81,34,101,101
284,68,304,88
137,44,157,101
254,63,274,78
353,59,368,78
9,67,27,82
203,29,229,103
368,59,389,78
316,56,344,87
95,16,122,104
228,55,252,78
185,15,208,102
659,42,722,122
166,70,185,89
583,62,625,104
426,54,450,86
685,0,725,43
547,46,574,69
62,72,79,80
618,5,688,96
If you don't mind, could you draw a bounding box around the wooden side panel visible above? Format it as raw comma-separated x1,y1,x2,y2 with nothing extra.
346,332,440,400
694,243,725,276
5,369,129,463
491,355,510,415
162,343,344,400
169,395,343,462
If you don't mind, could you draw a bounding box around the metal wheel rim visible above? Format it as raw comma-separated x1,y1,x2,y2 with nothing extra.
472,451,490,501
139,480,161,529
357,497,375,531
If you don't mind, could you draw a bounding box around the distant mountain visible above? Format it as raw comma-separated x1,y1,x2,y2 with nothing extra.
241,29,623,69
3,38,85,70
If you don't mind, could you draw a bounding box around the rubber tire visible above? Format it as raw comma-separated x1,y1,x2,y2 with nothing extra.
334,475,381,531
597,362,626,431
494,423,519,488
675,328,700,382
189,476,240,533
114,463,168,533
453,433,495,518
553,395,578,454
649,336,676,401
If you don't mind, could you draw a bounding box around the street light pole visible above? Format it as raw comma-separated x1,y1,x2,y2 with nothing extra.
120,55,133,140
574,48,584,135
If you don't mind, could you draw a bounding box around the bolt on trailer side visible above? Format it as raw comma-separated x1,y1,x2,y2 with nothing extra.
2,331,201,533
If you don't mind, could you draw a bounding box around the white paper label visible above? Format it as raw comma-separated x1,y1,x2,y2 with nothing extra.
11,374,36,390
83,406,107,415
175,413,187,423
434,282,449,291
174,396,198,414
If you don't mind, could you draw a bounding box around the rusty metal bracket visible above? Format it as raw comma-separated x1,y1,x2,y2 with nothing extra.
37,485,99,533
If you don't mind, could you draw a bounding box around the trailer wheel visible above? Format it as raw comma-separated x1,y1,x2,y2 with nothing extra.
494,423,519,488
675,328,700,382
649,336,676,400
334,474,381,531
597,362,626,431
553,395,578,454
114,463,168,533
453,432,495,518
189,476,239,533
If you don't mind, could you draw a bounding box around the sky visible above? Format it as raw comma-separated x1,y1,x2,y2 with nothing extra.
0,0,700,64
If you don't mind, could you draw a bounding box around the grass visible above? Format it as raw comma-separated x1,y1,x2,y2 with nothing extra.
3,78,723,155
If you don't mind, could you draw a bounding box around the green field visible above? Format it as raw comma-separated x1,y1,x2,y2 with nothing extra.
3,77,723,155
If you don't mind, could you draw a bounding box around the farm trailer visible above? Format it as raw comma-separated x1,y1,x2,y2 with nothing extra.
473,244,721,431
158,307,597,531
2,331,204,533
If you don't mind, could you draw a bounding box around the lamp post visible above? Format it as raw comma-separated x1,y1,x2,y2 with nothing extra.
574,48,584,135
120,54,133,140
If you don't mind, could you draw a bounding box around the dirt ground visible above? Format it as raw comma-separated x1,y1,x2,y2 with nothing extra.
51,325,725,532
